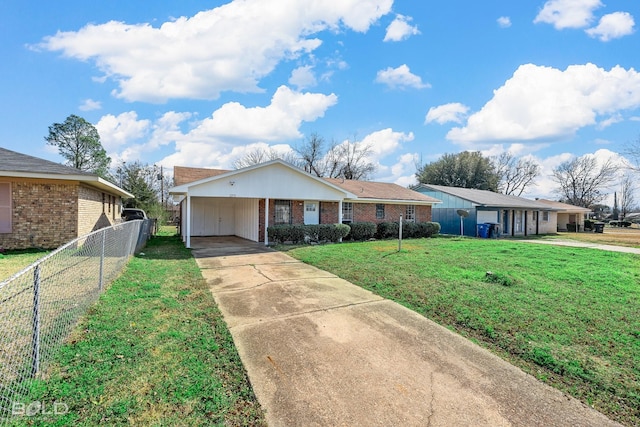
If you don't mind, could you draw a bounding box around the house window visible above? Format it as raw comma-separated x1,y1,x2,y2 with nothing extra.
274,200,291,225
342,202,353,223
542,211,549,222
405,205,415,222
376,204,385,220
0,182,11,233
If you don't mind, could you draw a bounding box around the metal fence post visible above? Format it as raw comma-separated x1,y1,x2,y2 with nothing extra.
398,214,403,252
31,265,41,377
99,228,106,291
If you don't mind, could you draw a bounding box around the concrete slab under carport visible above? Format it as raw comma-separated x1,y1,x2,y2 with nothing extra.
192,237,621,427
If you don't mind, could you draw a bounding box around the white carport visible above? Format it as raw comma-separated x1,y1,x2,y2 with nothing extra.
169,160,356,248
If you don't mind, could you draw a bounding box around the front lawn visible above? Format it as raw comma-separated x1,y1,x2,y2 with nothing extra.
285,237,640,426
11,229,265,426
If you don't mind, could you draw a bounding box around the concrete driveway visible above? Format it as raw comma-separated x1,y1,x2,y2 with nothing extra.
191,237,620,427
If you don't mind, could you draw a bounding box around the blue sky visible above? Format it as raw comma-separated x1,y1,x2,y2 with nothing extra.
1,0,638,200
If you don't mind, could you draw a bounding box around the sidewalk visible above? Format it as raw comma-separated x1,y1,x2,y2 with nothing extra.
517,238,640,254
192,236,620,427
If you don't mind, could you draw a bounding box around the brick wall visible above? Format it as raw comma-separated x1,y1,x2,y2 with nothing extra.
77,184,121,236
0,178,78,250
320,202,339,223
353,203,432,224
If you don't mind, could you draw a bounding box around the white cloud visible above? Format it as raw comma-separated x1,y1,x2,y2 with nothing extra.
534,0,602,29
191,85,337,142
39,0,393,103
596,114,623,130
360,128,415,159
384,14,420,42
159,86,337,168
289,65,317,90
497,16,512,28
586,11,635,41
96,111,151,151
79,98,102,111
375,64,430,90
447,63,640,143
425,103,469,124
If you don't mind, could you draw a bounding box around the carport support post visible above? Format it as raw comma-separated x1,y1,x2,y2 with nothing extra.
264,197,269,245
186,194,191,248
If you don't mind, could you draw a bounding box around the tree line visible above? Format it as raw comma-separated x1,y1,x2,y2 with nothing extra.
45,114,640,220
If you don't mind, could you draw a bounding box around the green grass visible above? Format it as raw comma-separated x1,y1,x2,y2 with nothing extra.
10,229,265,426
0,249,49,281
284,237,640,426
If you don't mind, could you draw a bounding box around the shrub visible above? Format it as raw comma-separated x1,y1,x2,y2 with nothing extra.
267,224,350,244
376,222,399,239
418,222,440,238
584,219,594,230
347,222,377,241
318,223,350,242
375,221,440,239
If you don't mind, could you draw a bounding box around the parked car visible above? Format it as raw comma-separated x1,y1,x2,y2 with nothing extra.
121,208,147,221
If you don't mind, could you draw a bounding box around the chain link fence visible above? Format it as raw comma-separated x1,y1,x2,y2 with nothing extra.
0,219,154,421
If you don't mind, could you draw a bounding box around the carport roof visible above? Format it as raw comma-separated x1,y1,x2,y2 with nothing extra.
415,184,555,210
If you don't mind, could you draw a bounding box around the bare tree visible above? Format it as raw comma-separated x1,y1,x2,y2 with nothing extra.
232,147,301,169
624,134,640,172
551,155,617,208
232,134,376,180
296,133,327,177
492,152,540,196
329,139,376,180
620,173,636,220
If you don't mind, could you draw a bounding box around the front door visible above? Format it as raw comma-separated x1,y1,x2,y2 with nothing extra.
304,201,319,224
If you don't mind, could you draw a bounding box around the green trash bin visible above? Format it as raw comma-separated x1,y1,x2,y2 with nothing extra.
594,223,605,233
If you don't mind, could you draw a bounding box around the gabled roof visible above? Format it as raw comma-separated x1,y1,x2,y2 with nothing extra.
415,184,554,210
325,178,440,204
173,166,229,186
0,147,134,198
170,159,357,198
534,199,592,213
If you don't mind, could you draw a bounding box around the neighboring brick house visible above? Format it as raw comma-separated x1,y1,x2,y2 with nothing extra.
0,147,134,250
170,160,440,247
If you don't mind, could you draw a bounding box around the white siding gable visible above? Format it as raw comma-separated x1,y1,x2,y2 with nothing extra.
188,162,348,200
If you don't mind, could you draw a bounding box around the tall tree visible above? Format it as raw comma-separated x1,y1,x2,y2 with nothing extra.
620,173,636,220
492,152,540,196
624,134,640,172
328,138,376,180
296,133,327,177
416,151,499,191
551,155,617,208
45,114,111,178
233,133,377,180
232,147,301,169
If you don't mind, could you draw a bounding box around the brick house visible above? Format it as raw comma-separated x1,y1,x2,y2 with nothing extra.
170,159,440,247
0,147,134,250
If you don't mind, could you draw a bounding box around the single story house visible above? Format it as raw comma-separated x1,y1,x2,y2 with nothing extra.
0,147,134,250
413,184,558,237
169,159,441,247
534,199,592,231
